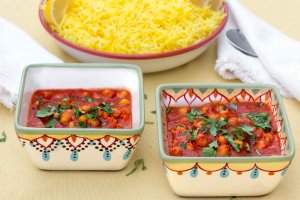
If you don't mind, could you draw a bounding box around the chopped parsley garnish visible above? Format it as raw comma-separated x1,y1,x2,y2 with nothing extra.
74,106,81,118
245,143,251,152
99,102,114,114
62,97,68,102
225,135,241,153
208,140,219,149
0,131,7,143
256,103,264,107
186,108,203,122
202,147,217,157
126,158,147,176
203,118,228,137
45,118,58,128
181,141,188,149
247,112,272,130
36,105,56,118
78,121,87,128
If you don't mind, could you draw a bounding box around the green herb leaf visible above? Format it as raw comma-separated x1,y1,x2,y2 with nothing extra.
245,143,251,151
247,112,272,130
177,124,184,127
225,135,240,153
241,125,255,135
62,97,68,102
190,128,199,140
37,100,42,108
99,102,114,114
74,106,81,118
45,118,58,128
202,147,217,157
229,103,238,110
208,140,219,149
209,118,218,136
181,141,189,149
78,121,87,128
36,105,56,118
126,158,147,176
0,131,7,143
186,108,203,122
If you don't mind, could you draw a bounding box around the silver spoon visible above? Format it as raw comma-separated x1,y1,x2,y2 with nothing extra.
226,29,258,57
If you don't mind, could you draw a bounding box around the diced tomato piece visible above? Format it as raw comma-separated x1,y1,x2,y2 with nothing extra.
255,140,267,150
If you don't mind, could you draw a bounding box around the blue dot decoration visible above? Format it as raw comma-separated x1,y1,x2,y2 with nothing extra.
220,167,229,178
103,150,111,161
70,149,78,161
123,149,131,160
42,150,50,161
190,166,198,178
250,167,259,179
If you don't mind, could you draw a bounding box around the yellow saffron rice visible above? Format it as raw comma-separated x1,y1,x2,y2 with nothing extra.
54,0,226,54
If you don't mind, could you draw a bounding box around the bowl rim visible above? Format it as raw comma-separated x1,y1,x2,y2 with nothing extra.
38,1,228,60
156,83,295,163
14,63,145,136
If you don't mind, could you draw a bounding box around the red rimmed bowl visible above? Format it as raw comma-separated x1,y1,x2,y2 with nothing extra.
39,1,228,73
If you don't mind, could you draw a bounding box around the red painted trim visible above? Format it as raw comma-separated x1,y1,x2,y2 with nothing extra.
39,1,228,60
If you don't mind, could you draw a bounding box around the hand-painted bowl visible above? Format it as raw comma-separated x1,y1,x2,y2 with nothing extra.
14,63,144,170
156,83,295,196
38,1,228,73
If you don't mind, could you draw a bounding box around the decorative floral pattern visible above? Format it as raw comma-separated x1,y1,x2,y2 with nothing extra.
18,134,140,162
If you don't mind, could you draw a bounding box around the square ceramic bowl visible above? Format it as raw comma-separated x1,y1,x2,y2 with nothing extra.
15,63,144,170
156,83,295,197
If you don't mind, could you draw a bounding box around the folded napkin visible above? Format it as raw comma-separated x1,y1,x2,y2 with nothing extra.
0,17,62,110
216,0,300,100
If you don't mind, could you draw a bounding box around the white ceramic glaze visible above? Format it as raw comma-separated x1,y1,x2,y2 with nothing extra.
58,42,211,73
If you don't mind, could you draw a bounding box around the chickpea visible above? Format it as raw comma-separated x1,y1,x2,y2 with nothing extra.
195,134,209,147
68,121,75,128
217,136,228,145
263,133,274,145
102,89,116,98
83,91,90,97
121,107,130,114
186,142,194,151
112,108,121,118
116,123,124,128
98,110,109,119
193,121,202,129
53,112,60,119
61,97,70,106
117,90,129,98
78,115,88,122
217,144,230,156
169,147,183,156
60,110,72,124
175,126,185,134
255,128,264,138
121,114,129,121
201,104,211,113
234,139,243,148
178,107,190,114
80,105,91,112
119,99,131,105
92,92,101,99
228,117,239,126
88,119,100,127
255,140,267,150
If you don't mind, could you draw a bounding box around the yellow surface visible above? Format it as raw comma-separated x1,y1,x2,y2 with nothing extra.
0,0,300,199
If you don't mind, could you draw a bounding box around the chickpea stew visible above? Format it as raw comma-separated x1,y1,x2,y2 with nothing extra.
165,102,281,157
27,89,132,129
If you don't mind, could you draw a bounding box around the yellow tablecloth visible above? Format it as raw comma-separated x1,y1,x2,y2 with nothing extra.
1,0,300,199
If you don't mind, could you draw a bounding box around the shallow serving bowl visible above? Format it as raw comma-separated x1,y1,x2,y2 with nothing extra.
38,1,228,73
156,83,295,196
14,63,144,170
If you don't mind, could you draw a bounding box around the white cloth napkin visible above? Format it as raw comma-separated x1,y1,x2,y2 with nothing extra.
216,0,300,100
0,17,62,110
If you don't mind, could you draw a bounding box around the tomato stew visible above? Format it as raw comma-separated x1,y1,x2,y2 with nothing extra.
27,89,132,129
165,102,281,157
